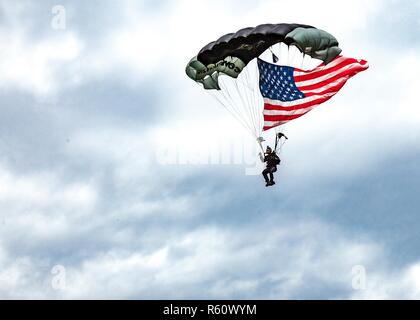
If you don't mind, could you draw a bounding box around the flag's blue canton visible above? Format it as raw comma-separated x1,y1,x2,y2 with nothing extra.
258,58,305,102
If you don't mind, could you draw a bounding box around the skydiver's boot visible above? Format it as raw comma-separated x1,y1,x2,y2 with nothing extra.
265,180,270,187
268,180,275,186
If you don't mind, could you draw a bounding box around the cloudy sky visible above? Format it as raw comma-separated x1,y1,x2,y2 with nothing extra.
0,0,419,299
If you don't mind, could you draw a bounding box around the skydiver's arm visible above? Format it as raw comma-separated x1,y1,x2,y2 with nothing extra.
259,152,265,162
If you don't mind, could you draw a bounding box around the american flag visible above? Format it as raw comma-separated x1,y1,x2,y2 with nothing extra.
258,56,369,131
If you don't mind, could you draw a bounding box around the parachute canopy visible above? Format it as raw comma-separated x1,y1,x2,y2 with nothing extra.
187,23,342,89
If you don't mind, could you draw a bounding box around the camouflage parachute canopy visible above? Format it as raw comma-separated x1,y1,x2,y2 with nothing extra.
186,23,342,90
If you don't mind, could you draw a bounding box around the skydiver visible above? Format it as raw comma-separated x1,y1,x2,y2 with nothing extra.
259,146,281,187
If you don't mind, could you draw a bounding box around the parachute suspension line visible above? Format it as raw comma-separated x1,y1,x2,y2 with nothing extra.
209,90,245,129
253,59,264,134
220,79,247,125
269,46,279,63
301,52,305,70
217,78,258,138
288,45,297,66
249,59,263,136
244,60,262,137
244,76,260,137
277,138,286,154
218,79,247,126
287,45,295,66
203,77,253,136
233,77,258,138
208,89,255,137
224,81,258,137
242,63,261,138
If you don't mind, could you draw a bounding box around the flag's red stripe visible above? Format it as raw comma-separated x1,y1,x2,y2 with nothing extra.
263,121,287,131
297,65,366,91
264,96,330,111
264,112,309,122
302,81,347,97
294,58,360,82
263,125,277,131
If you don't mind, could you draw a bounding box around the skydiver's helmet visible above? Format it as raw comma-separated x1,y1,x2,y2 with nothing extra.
266,146,272,154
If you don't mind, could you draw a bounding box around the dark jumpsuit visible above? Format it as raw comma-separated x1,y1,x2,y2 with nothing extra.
262,152,280,183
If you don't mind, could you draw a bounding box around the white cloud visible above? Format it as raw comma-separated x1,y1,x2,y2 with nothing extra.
0,29,82,95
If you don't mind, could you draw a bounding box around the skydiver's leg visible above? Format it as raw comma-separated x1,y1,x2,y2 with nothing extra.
262,168,270,183
269,167,277,183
